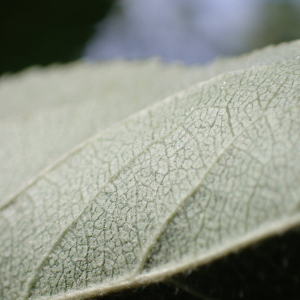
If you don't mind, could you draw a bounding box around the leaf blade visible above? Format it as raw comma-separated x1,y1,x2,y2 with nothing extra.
1,41,300,300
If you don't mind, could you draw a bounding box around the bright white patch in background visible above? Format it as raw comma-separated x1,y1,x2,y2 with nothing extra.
83,0,265,64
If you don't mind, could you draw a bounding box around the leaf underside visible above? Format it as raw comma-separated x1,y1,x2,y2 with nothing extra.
1,40,300,300
95,226,300,300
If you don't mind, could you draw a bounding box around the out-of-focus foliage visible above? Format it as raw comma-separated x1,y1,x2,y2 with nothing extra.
248,1,300,50
0,0,115,75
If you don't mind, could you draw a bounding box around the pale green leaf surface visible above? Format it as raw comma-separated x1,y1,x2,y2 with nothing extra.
1,41,299,207
1,40,300,300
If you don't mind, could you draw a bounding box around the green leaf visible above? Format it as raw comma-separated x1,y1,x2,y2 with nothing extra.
1,40,300,300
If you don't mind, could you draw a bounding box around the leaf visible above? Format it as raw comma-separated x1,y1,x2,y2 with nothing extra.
1,42,297,208
1,40,300,300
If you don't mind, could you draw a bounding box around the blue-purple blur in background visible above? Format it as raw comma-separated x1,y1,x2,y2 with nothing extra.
1,0,300,75
84,0,300,64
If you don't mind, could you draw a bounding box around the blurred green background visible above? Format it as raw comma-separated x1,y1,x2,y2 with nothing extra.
0,0,115,75
1,0,300,76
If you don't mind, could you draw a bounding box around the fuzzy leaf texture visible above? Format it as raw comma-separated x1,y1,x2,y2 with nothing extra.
1,40,300,300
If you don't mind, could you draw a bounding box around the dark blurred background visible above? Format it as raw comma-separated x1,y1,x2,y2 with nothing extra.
0,0,115,75
1,0,300,76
